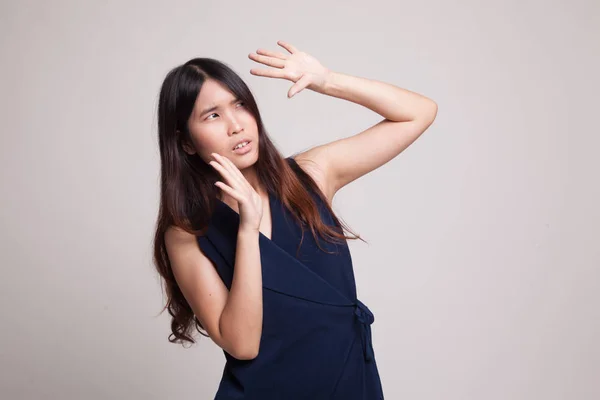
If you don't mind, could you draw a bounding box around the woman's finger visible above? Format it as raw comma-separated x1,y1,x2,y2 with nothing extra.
214,181,243,203
211,154,243,187
213,153,243,180
214,153,248,185
248,53,285,69
208,160,229,182
288,73,312,98
256,48,288,60
212,153,252,191
211,157,258,213
277,40,298,54
249,67,287,80
209,159,240,191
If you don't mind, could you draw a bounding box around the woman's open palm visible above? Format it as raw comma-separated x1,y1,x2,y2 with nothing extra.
209,153,263,232
248,41,331,98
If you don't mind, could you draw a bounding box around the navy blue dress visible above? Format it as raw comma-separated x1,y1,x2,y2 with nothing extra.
197,157,384,399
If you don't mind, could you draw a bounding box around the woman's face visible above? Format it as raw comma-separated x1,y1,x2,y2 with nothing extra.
183,79,259,168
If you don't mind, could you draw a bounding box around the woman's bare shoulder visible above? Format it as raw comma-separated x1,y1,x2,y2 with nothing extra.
291,150,336,206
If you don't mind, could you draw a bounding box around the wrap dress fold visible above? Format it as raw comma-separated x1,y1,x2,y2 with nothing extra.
197,157,385,399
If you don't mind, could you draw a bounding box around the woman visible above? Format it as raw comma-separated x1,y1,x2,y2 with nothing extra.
153,40,437,399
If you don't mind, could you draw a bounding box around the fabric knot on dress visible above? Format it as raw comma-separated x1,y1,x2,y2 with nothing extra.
354,299,375,362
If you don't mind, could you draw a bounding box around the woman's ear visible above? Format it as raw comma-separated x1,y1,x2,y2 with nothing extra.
182,142,196,155
177,130,197,155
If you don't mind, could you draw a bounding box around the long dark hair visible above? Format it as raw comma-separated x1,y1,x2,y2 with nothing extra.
152,57,365,346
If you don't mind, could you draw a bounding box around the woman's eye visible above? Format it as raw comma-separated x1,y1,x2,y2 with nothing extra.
206,102,244,120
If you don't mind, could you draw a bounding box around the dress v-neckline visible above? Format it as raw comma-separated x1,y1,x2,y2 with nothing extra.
201,190,356,308
216,191,276,244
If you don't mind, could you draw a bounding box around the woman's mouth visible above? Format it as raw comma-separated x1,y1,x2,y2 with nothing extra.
232,140,252,155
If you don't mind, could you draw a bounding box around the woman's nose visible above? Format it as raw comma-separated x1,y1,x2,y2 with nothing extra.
227,116,242,135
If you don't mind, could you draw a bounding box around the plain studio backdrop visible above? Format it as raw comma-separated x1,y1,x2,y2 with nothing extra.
1,0,598,399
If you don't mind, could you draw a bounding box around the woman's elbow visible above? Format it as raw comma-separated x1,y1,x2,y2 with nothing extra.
232,344,259,360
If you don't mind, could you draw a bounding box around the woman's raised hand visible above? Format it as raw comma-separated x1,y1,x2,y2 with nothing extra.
209,153,263,232
248,40,332,99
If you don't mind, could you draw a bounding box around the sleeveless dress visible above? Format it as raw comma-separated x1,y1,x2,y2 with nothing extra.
197,157,385,399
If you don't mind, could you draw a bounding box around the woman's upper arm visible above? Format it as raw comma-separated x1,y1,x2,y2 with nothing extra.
164,225,231,352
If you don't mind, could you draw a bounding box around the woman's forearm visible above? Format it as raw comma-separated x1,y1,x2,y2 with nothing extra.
320,71,437,122
219,227,263,359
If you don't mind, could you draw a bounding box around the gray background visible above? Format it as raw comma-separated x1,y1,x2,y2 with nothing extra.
1,0,599,399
